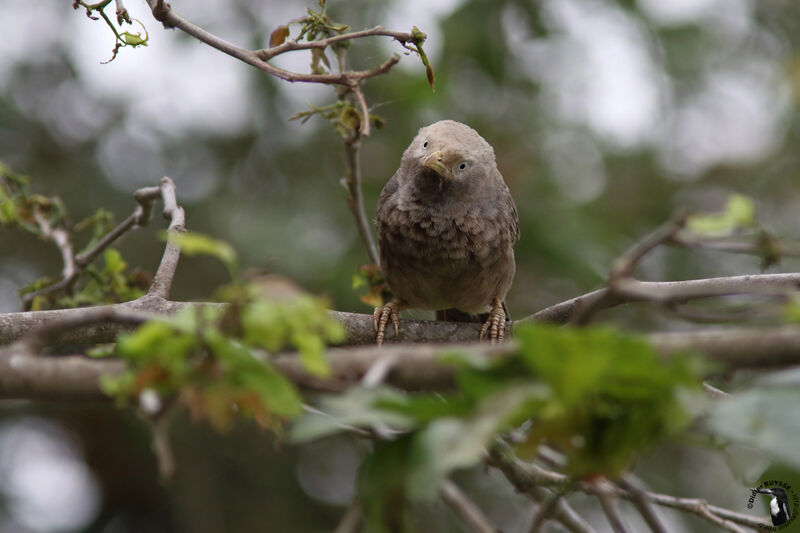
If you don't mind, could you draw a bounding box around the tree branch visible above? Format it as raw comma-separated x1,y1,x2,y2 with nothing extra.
343,138,380,265
520,272,800,326
22,178,181,309
488,442,766,531
594,480,630,533
8,323,800,400
439,479,498,533
144,0,415,98
147,177,185,299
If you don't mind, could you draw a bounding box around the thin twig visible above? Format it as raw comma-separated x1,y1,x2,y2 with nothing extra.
145,0,412,87
147,177,186,299
23,180,176,309
149,404,176,481
522,272,800,325
488,443,768,531
617,476,668,533
334,501,363,533
610,211,689,282
702,382,730,398
349,81,372,137
670,233,800,258
257,26,422,61
24,207,78,308
439,479,498,533
343,139,380,264
595,480,630,533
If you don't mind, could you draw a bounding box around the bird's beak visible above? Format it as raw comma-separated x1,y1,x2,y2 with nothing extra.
423,151,449,177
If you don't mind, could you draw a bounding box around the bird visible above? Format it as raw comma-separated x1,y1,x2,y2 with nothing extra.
753,487,792,526
374,120,519,345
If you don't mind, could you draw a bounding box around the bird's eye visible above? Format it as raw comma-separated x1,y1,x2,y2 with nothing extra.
422,140,429,148
458,162,468,171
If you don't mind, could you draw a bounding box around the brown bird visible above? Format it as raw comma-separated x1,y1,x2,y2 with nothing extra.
374,120,519,344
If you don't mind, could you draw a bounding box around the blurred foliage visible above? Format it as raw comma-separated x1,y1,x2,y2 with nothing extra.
103,233,344,431
686,194,755,236
292,323,702,529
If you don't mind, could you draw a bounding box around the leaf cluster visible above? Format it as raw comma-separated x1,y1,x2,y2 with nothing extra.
102,233,344,431
1,163,147,310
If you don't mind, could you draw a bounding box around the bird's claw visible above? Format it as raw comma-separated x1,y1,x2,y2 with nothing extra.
374,302,401,346
479,298,506,344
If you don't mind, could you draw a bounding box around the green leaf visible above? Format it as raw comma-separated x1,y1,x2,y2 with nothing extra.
514,323,700,476
205,332,302,418
0,183,17,224
103,248,126,276
163,230,238,278
121,31,147,46
406,384,548,500
686,194,755,236
289,386,416,443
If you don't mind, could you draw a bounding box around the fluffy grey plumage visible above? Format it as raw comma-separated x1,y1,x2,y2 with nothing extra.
374,120,519,344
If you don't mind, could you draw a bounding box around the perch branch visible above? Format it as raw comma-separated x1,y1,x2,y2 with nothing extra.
8,324,800,400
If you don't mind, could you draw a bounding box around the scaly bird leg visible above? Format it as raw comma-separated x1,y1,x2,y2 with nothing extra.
373,300,407,346
479,298,506,343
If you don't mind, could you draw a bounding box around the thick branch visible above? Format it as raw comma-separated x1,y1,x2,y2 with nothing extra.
7,324,800,400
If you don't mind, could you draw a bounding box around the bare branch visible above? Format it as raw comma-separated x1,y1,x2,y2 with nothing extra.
33,206,76,282
670,232,800,259
343,139,380,265
617,477,668,533
22,207,78,308
22,179,181,309
147,177,186,299
488,443,767,531
594,481,630,533
521,273,800,325
439,479,498,533
144,1,412,88
610,211,688,282
256,26,422,61
333,501,363,533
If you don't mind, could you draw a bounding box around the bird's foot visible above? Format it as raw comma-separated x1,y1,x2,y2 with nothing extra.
479,298,506,344
373,301,406,346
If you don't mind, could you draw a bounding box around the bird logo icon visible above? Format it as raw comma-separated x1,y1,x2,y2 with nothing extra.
752,486,792,527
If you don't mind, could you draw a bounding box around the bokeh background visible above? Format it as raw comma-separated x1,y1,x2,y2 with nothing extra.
1,0,800,531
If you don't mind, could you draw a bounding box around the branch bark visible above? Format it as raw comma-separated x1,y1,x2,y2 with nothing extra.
7,324,800,400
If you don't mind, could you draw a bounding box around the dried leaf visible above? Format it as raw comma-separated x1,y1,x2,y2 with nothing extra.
269,25,290,48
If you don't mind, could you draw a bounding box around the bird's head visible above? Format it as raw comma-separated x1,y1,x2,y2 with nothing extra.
401,120,499,194
754,487,788,499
